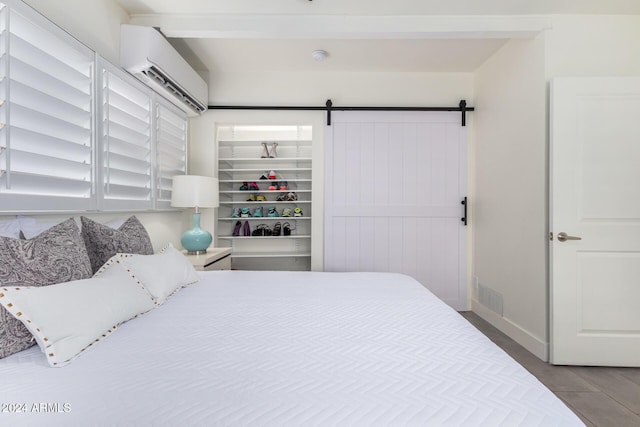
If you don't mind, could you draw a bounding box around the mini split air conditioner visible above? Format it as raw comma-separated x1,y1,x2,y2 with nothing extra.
120,24,208,116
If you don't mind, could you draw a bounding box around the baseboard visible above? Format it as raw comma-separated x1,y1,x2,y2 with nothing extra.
471,299,549,362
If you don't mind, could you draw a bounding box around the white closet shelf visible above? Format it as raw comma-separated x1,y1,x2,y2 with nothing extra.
230,251,311,258
219,168,312,173
220,217,311,221
219,201,311,205
218,157,312,162
218,235,311,240
220,190,311,195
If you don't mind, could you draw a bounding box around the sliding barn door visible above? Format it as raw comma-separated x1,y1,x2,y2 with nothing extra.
325,111,468,310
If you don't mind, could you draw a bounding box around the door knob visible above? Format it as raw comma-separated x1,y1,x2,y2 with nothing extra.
557,232,582,242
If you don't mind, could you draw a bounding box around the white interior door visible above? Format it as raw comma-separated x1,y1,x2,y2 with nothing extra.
550,77,640,366
324,111,467,310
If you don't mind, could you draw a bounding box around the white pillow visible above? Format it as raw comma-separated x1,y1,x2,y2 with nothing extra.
115,244,200,304
0,257,156,367
0,218,21,238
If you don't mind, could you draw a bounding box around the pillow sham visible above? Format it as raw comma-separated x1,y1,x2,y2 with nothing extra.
0,218,21,239
0,218,92,359
81,216,154,273
0,257,156,367
114,244,200,304
18,216,64,240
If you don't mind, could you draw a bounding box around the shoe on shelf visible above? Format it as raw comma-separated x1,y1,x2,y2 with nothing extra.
279,181,288,191
268,170,277,180
272,222,282,236
246,194,256,202
256,194,267,202
282,208,292,217
261,142,270,158
239,181,249,191
269,142,278,158
293,207,303,217
283,222,292,236
248,181,260,191
232,221,242,236
242,221,251,236
259,172,269,180
268,182,278,191
252,206,264,217
286,192,298,201
267,206,279,217
240,207,251,218
276,193,287,202
231,207,241,218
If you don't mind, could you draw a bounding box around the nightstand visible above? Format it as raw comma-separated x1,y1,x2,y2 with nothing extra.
183,248,232,271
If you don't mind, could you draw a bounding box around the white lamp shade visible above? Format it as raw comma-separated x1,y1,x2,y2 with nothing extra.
171,175,219,208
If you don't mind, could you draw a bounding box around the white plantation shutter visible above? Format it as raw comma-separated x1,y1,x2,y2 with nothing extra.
155,98,187,208
99,61,153,210
0,3,95,211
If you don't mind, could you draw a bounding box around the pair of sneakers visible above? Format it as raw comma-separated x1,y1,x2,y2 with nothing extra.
232,207,263,218
268,181,288,191
260,143,278,158
246,194,266,202
239,181,259,191
276,192,297,202
281,207,303,217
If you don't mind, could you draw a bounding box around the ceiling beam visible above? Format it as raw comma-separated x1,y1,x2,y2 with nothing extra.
129,14,552,39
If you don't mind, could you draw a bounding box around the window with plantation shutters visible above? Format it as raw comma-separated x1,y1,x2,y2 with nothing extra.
99,61,153,211
0,2,95,211
155,99,187,208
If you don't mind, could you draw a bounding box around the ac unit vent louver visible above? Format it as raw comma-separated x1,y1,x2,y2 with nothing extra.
120,25,208,116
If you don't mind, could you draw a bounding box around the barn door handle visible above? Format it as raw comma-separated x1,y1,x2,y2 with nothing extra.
461,197,467,226
557,232,582,242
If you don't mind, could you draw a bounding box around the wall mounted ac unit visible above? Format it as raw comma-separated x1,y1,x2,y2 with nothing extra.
120,24,208,116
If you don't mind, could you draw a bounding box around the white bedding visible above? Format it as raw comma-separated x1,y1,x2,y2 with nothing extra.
0,271,583,426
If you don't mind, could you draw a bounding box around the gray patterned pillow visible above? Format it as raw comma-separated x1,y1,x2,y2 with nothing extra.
81,216,154,274
0,218,92,359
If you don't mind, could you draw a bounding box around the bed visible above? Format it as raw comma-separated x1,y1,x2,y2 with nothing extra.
0,269,583,426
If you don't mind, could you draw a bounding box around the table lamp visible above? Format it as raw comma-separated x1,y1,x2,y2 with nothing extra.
171,175,219,254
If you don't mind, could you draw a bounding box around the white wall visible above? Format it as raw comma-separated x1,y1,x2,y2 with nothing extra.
473,35,548,359
7,0,184,251
546,15,640,78
191,71,475,271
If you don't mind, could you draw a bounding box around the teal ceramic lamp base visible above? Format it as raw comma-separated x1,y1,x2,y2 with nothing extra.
181,212,212,255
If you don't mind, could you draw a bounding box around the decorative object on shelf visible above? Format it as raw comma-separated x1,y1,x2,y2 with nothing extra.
171,175,219,255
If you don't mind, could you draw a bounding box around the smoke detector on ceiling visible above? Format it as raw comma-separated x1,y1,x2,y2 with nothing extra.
312,50,328,61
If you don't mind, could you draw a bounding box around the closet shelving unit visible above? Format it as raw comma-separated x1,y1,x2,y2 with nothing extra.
216,125,312,271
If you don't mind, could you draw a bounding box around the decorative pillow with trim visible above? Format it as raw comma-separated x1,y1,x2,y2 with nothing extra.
0,256,156,367
0,218,92,359
81,216,154,274
117,244,200,304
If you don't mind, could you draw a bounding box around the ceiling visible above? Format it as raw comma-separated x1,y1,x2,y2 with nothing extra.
113,0,640,74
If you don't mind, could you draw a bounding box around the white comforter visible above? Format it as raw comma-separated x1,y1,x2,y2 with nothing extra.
0,271,583,426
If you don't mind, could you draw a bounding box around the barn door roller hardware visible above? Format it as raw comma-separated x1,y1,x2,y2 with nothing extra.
208,99,474,127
